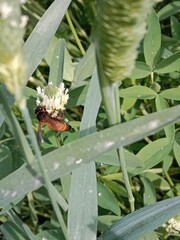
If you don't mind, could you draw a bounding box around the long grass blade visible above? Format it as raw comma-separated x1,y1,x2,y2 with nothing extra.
0,105,180,207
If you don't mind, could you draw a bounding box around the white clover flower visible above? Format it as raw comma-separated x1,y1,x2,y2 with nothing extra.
36,82,69,114
163,215,180,235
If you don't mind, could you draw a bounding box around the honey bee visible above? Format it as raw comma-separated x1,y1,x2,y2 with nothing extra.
35,106,70,144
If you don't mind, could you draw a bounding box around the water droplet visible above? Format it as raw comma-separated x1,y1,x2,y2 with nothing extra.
105,141,114,148
53,162,60,170
98,192,102,196
75,158,83,164
88,189,93,194
120,136,125,141
4,190,10,197
11,191,17,197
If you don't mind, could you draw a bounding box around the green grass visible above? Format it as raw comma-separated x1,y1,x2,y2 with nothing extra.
0,0,180,240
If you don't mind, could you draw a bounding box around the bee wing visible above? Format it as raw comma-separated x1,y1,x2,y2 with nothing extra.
47,118,70,131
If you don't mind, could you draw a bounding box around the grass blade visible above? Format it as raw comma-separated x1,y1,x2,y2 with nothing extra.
23,0,71,80
0,105,180,207
68,70,101,240
99,196,180,240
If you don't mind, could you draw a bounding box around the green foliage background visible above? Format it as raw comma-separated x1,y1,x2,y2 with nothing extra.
0,0,180,240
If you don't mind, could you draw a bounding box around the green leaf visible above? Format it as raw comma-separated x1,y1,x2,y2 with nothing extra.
144,9,161,69
98,215,121,233
0,121,5,138
0,145,13,180
97,181,120,216
161,35,179,50
121,98,137,111
160,47,173,59
130,61,151,79
48,38,66,85
154,51,180,74
68,85,88,107
23,0,71,80
45,37,74,83
141,177,156,206
0,221,27,240
0,108,4,127
0,209,36,240
0,105,180,207
171,16,180,40
36,229,65,240
96,149,144,176
73,43,96,86
99,196,180,240
157,1,180,21
24,87,37,118
142,172,170,191
160,87,180,101
102,179,128,198
162,154,173,173
137,138,172,170
68,71,101,240
120,86,157,99
155,95,175,140
6,210,36,240
173,140,180,167
139,231,159,240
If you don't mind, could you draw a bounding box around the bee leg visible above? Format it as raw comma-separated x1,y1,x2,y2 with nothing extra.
37,123,44,145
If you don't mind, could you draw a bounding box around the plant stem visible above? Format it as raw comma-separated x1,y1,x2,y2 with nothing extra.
117,148,135,212
164,171,174,188
19,100,69,240
0,88,34,165
96,63,135,211
65,11,85,55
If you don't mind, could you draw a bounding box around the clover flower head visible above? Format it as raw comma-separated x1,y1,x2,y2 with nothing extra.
36,82,69,115
163,215,180,235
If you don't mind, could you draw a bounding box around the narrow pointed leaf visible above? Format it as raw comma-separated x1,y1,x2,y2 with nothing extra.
49,39,66,85
171,16,180,40
68,71,101,240
23,0,71,80
157,1,180,20
99,197,180,240
0,105,180,207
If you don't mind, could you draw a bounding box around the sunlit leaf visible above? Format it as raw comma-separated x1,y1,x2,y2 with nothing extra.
23,0,71,80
